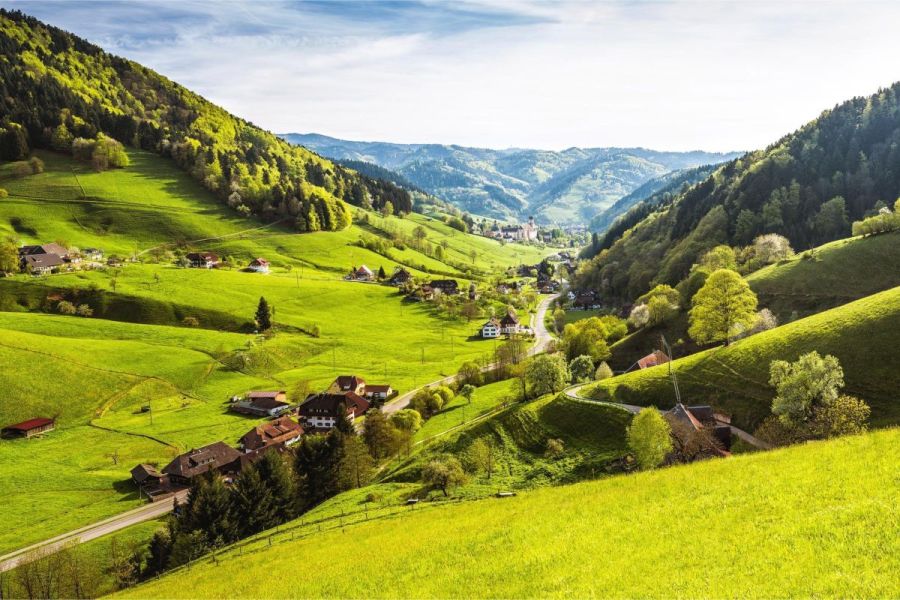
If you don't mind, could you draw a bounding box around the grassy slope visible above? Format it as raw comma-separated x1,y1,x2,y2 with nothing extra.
746,231,900,319
607,231,900,372
122,428,900,599
0,150,548,554
585,286,900,430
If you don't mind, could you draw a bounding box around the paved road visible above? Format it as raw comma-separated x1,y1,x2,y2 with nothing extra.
0,490,189,573
563,383,772,450
384,293,559,416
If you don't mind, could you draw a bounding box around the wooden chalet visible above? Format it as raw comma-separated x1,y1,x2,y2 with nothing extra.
428,279,459,295
328,375,367,396
248,258,270,273
389,268,412,286
162,442,242,486
2,417,55,438
230,391,291,417
298,392,370,430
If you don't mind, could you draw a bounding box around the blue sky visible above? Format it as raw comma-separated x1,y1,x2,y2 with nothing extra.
7,0,900,152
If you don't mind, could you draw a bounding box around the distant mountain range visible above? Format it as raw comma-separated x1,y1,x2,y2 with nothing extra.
281,133,741,225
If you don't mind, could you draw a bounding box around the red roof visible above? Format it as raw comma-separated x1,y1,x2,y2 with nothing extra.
637,350,670,370
4,417,54,431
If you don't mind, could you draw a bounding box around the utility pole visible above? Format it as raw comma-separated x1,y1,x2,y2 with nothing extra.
661,335,681,406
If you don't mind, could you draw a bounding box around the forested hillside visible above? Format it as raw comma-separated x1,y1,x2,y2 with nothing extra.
0,9,410,233
285,133,739,223
577,83,900,301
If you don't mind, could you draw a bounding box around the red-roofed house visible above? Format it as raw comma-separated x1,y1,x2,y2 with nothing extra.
637,350,670,370
248,258,270,273
364,384,394,401
328,375,366,396
186,252,220,269
2,417,55,438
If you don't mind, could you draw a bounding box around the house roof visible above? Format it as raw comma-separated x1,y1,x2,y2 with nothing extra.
366,384,392,393
24,254,64,268
187,252,219,261
20,243,68,257
162,442,241,479
250,258,269,266
3,417,54,431
247,391,285,400
240,416,303,451
357,265,373,275
298,392,369,418
246,397,290,411
637,350,670,370
669,404,704,431
130,463,164,483
429,279,458,288
500,312,520,326
333,375,365,391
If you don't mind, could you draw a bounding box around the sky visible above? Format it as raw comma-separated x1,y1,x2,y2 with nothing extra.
7,0,900,152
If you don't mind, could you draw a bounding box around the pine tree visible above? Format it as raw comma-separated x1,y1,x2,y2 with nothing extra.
230,464,274,537
255,296,272,331
255,450,298,523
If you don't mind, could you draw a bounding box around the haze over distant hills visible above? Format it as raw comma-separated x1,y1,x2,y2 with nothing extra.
282,133,741,225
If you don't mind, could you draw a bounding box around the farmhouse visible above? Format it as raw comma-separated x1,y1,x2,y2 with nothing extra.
230,391,291,417
481,317,501,338
428,279,459,295
22,252,64,275
298,392,370,430
637,350,670,370
248,258,270,273
328,375,366,396
389,267,412,286
1,417,55,438
364,384,394,401
186,252,220,269
82,247,103,261
130,463,171,500
499,311,521,335
162,442,242,486
347,265,374,281
239,416,303,453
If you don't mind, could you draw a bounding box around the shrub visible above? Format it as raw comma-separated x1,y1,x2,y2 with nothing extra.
569,355,594,383
627,408,672,470
182,316,200,327
544,438,565,459
57,300,77,315
594,361,614,380
75,303,93,317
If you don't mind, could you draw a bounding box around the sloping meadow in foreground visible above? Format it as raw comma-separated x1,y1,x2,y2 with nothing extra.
122,428,900,599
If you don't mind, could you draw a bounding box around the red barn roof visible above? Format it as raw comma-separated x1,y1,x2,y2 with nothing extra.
4,417,54,432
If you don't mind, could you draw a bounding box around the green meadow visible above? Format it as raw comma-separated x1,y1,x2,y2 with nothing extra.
122,428,900,599
584,286,900,431
0,149,549,555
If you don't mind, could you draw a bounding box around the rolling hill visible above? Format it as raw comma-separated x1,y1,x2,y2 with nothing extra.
0,147,549,555
120,427,900,598
577,82,900,302
584,286,900,431
283,133,740,224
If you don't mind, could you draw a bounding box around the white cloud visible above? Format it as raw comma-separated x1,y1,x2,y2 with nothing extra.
9,0,900,151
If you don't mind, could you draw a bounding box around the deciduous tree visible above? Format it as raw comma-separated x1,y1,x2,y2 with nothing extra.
688,269,758,345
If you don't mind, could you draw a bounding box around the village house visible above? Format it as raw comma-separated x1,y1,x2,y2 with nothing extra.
500,311,522,335
186,252,220,269
248,258,270,273
297,391,370,430
229,390,291,417
22,252,64,275
1,417,55,438
130,464,170,500
389,267,412,286
82,248,103,261
239,416,303,453
346,265,374,281
481,316,501,338
428,279,459,295
364,384,394,401
328,375,367,396
162,441,242,487
637,350,671,370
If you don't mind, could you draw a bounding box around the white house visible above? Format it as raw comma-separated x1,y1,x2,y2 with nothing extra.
248,258,270,273
481,317,501,338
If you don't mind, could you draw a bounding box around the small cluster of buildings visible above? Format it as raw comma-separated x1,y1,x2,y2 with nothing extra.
130,374,395,501
184,252,270,273
13,243,106,275
486,217,540,242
